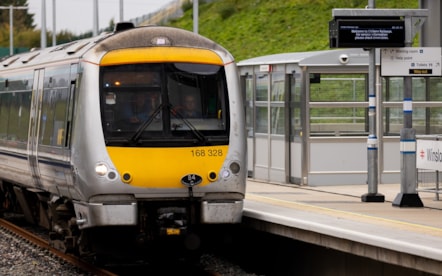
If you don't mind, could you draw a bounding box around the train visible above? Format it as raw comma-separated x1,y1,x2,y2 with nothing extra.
0,23,246,259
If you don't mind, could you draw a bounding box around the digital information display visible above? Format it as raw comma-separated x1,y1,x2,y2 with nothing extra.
330,19,405,48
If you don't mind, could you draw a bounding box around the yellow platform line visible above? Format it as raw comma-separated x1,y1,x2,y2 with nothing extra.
246,193,442,236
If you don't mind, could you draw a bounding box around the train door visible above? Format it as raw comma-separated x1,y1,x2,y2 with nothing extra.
64,64,77,150
27,64,77,193
28,69,44,188
39,64,78,194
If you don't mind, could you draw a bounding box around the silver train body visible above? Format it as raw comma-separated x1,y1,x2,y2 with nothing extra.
0,24,246,254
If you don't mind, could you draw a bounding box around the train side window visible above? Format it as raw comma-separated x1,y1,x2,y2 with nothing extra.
0,73,32,142
0,93,10,139
9,91,31,142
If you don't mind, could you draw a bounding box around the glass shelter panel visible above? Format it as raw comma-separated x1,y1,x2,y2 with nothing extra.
310,74,366,102
309,74,368,136
256,106,268,134
245,75,254,137
412,78,426,101
271,106,284,134
427,78,442,134
256,73,268,101
255,73,269,134
310,107,368,136
383,77,442,136
429,78,442,101
291,73,302,137
429,107,442,134
383,107,402,135
271,73,285,135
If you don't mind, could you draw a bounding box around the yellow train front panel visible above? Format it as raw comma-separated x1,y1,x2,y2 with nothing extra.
106,145,228,188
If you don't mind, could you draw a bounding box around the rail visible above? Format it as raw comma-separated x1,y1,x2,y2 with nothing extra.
0,218,118,276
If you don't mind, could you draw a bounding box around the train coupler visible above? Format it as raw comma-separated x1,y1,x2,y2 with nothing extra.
157,207,188,236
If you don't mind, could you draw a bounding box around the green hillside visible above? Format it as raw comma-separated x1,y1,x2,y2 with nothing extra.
168,0,418,61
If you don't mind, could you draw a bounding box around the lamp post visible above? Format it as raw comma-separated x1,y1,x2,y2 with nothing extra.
52,0,56,46
41,0,46,48
119,0,124,22
93,0,99,36
193,0,198,34
0,5,28,55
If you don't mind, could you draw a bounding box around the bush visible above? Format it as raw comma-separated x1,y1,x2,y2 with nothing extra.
182,1,193,12
219,5,235,20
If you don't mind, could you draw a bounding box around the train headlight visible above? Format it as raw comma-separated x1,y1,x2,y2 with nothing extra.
221,162,241,180
95,163,108,176
221,169,231,179
229,162,241,174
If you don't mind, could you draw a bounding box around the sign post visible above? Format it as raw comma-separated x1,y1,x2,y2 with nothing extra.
330,7,428,206
382,46,441,204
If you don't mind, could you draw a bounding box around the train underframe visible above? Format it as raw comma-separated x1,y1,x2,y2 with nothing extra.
0,181,209,262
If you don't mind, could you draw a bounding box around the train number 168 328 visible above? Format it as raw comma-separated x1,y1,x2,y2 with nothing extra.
190,149,223,157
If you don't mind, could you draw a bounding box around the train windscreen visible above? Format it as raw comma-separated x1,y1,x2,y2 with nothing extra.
100,63,229,147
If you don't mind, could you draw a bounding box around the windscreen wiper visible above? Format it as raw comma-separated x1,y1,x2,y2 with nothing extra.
129,104,163,143
168,104,207,144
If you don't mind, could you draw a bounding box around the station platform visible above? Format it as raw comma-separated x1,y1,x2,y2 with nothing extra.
243,180,442,275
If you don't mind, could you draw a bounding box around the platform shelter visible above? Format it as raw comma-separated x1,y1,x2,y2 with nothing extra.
237,48,442,186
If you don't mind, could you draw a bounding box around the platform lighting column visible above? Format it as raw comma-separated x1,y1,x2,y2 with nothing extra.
93,0,99,36
119,0,124,22
52,0,56,46
41,0,46,49
393,15,424,207
193,0,198,34
362,0,385,202
9,6,13,54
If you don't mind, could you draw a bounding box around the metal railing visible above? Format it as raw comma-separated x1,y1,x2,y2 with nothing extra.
417,169,441,200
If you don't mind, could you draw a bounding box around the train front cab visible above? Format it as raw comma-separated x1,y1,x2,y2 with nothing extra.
238,48,442,186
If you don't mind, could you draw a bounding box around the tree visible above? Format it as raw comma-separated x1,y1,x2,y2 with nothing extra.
0,0,80,51
0,0,37,49
0,0,35,30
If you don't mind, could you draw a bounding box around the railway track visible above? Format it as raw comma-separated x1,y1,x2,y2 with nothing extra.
0,216,236,275
0,217,117,276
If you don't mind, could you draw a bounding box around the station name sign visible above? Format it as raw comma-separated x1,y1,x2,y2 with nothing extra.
417,139,442,171
329,18,405,48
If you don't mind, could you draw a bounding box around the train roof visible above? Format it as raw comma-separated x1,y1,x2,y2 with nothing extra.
0,24,232,71
237,48,375,67
0,34,106,70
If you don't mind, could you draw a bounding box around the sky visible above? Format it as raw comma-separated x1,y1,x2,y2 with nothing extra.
27,0,176,35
